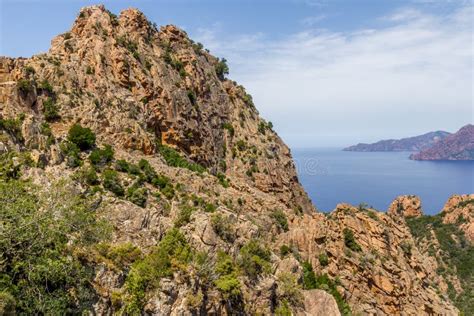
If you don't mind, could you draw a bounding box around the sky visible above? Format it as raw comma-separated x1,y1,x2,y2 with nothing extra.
1,0,472,148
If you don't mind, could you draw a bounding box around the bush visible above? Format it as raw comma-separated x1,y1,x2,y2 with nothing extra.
60,141,82,168
102,169,124,196
187,90,197,106
75,165,99,185
302,261,351,315
318,252,329,266
158,145,205,173
0,179,109,314
238,239,271,279
214,251,241,299
17,79,33,95
89,145,114,166
215,58,229,80
0,116,23,141
123,228,192,312
222,123,235,137
211,213,235,242
280,245,291,257
271,210,289,232
174,205,194,227
98,242,142,269
43,98,60,122
68,124,96,151
216,172,230,188
343,228,362,252
38,80,54,94
126,184,148,207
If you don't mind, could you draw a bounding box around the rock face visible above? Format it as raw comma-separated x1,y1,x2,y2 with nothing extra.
442,194,474,243
343,131,450,152
410,124,474,160
0,5,466,315
388,195,423,218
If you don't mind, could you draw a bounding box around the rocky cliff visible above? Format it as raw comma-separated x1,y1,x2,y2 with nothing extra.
0,5,469,315
343,131,450,152
410,124,474,160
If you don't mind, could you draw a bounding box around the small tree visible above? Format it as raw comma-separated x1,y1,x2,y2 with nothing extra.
215,58,229,80
67,124,96,151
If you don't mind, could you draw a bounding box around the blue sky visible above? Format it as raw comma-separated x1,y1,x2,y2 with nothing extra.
1,0,472,147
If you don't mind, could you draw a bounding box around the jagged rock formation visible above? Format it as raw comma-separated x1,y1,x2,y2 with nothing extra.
410,124,474,160
388,195,423,218
0,5,468,315
441,194,474,243
343,131,450,152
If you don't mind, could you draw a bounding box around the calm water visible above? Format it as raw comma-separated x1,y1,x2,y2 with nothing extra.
292,148,474,214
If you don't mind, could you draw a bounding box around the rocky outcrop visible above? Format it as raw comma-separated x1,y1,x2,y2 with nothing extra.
388,195,423,218
442,194,474,243
410,124,474,160
343,131,450,152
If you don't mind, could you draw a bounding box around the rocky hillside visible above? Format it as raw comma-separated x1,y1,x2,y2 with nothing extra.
343,131,450,152
410,124,474,160
0,5,470,315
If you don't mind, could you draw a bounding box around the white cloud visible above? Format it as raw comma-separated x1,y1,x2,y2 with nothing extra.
192,5,473,147
300,14,327,26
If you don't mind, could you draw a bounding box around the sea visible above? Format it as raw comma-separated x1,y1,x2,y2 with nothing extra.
292,148,474,215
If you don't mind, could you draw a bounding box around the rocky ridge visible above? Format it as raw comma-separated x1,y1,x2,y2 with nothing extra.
343,130,450,152
0,5,470,315
410,124,474,160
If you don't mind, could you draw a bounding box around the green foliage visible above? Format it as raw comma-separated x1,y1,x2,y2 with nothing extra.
236,139,247,151
43,98,61,122
38,79,54,94
67,124,96,151
102,169,124,196
25,66,36,75
280,244,291,257
238,239,272,279
214,251,241,299
216,172,230,188
222,122,235,137
60,141,82,168
211,213,235,242
0,179,110,314
406,215,474,314
75,165,99,186
115,159,141,175
97,242,142,269
343,228,362,252
174,205,195,227
123,228,192,312
89,145,114,166
86,65,94,75
158,145,206,173
126,184,148,207
17,79,33,95
0,116,23,141
187,90,197,106
302,261,351,315
275,299,291,316
215,58,229,80
277,272,303,307
318,252,329,266
271,210,289,232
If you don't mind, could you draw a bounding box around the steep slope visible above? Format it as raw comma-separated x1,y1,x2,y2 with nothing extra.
410,124,474,160
0,5,464,315
343,131,450,152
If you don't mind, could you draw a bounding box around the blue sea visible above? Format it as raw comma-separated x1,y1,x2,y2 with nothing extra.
292,148,474,215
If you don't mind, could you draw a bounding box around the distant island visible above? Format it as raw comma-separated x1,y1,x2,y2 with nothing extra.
410,124,474,160
343,130,450,152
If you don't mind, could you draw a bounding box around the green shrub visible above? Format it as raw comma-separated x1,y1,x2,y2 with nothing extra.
216,172,230,188
60,141,82,168
0,117,23,141
236,140,246,151
318,252,329,266
158,145,205,173
17,79,33,95
211,213,235,242
222,123,235,137
97,242,142,269
67,124,96,151
0,179,109,314
214,251,241,299
275,299,291,316
89,145,114,166
302,261,351,315
126,184,148,207
187,90,197,106
174,205,195,227
343,228,362,252
75,165,99,185
102,169,124,196
238,239,272,279
215,58,229,80
280,245,291,257
38,80,54,94
123,228,192,312
271,210,289,232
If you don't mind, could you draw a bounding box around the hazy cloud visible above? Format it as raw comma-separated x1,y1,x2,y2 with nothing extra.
193,4,473,147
